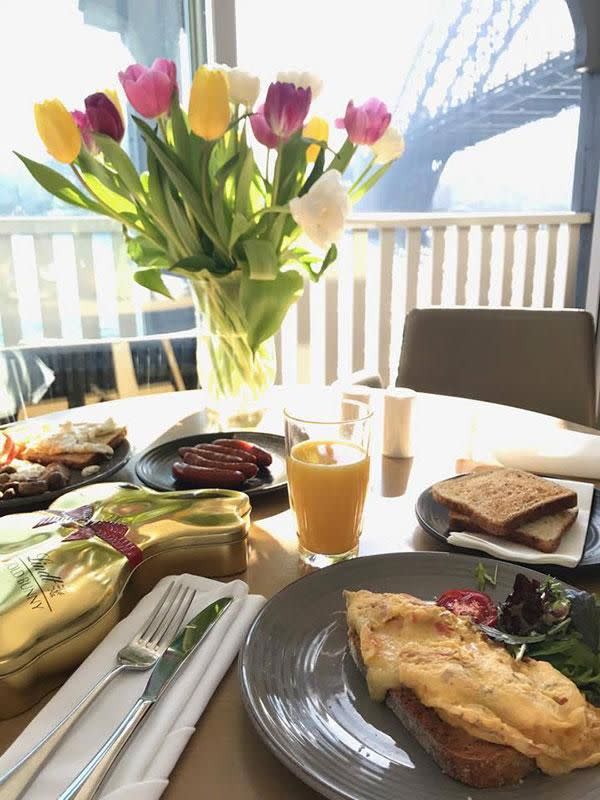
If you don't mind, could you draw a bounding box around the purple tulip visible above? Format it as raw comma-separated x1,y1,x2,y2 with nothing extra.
84,92,124,142
263,82,311,140
71,110,96,152
118,58,178,118
335,98,391,145
250,104,280,149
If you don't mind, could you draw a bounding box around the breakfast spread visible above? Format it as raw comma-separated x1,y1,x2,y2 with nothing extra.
172,439,273,489
0,418,128,501
433,467,579,552
345,571,600,787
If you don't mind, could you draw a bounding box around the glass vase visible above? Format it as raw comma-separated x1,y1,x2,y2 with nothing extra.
189,271,276,430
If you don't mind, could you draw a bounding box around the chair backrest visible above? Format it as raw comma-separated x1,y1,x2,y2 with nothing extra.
396,307,597,427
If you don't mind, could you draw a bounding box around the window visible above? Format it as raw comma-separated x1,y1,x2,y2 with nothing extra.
4,0,189,216
0,1,197,418
236,0,579,212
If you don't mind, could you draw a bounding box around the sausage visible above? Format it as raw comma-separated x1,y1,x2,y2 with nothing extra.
179,446,246,465
196,443,257,463
17,479,49,496
44,463,70,490
181,451,258,479
212,439,273,467
172,461,245,488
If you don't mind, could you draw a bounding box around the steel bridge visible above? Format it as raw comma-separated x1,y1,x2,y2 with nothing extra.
364,0,581,211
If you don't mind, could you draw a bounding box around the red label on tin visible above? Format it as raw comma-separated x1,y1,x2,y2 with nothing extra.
63,521,143,568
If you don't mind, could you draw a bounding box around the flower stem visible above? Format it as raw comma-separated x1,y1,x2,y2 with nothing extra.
158,117,169,142
271,143,283,205
350,156,376,193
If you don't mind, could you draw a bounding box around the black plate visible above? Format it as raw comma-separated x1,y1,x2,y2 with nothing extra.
415,482,600,569
0,439,131,514
135,431,287,497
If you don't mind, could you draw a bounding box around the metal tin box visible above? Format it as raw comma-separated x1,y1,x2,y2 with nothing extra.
0,482,250,718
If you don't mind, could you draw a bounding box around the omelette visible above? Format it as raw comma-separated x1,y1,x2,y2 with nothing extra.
345,590,600,776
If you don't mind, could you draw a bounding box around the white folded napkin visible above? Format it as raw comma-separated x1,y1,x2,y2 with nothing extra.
447,478,594,567
0,574,265,799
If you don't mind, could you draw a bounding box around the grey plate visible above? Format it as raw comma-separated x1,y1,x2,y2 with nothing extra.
240,552,600,800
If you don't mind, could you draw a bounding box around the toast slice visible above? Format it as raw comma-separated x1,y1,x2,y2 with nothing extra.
432,468,577,536
449,508,578,553
347,629,536,787
23,428,127,469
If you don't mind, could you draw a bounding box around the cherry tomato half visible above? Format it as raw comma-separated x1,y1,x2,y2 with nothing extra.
436,589,498,626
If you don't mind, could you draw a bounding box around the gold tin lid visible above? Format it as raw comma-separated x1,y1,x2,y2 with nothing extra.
0,483,251,679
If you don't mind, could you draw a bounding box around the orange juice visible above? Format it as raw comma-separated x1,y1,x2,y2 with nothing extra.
287,440,370,556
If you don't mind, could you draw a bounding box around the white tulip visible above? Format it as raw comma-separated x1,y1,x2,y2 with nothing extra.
370,126,405,164
277,70,323,100
227,68,260,108
289,170,350,250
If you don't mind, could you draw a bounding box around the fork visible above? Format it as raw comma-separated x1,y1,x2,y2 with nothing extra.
0,580,196,800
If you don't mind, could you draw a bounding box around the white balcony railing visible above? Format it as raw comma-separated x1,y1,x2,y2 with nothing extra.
0,211,592,388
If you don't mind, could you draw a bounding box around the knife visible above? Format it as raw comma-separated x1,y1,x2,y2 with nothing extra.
57,595,234,800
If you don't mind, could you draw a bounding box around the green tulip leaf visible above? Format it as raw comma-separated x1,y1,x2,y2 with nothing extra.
319,242,338,277
14,152,104,214
133,268,172,298
299,243,338,282
235,148,256,217
229,212,252,251
79,171,137,215
171,254,218,273
170,95,191,172
94,134,144,198
77,149,129,199
211,153,239,243
134,115,226,258
243,239,278,281
164,186,199,253
275,134,306,204
240,268,304,350
146,149,172,229
126,236,170,267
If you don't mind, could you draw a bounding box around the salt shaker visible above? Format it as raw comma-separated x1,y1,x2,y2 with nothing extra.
383,388,416,458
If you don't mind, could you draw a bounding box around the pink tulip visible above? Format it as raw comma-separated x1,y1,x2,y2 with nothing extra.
118,58,178,118
250,104,280,149
335,98,391,145
84,93,124,142
263,82,311,139
71,110,96,152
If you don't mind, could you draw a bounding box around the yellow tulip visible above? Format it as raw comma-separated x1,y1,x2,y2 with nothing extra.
303,116,329,163
188,67,230,140
103,88,124,121
34,99,81,163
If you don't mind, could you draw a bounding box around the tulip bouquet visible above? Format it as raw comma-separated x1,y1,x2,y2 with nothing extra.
18,60,404,423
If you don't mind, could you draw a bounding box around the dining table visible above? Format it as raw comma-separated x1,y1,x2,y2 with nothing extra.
1,386,599,799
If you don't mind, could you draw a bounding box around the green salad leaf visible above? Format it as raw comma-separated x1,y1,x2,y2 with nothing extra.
493,572,600,706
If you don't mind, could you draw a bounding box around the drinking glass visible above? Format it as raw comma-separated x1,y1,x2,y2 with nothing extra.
284,397,373,568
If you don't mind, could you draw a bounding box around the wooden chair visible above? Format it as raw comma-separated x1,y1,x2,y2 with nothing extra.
396,307,597,427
